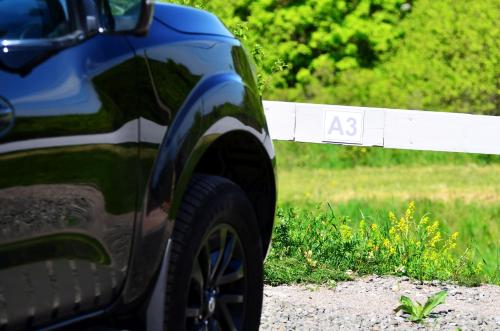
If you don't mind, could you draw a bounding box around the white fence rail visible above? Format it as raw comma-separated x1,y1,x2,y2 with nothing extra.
263,101,500,155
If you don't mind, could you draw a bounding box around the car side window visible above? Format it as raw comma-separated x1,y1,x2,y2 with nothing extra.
0,0,73,40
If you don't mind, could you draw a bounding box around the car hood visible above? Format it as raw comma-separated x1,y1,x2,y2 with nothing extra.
154,3,233,38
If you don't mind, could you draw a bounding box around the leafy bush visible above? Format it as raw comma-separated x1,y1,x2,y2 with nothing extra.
202,0,410,97
265,202,487,285
329,0,500,115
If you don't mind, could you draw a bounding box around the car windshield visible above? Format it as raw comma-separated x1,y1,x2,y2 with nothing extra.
0,0,72,40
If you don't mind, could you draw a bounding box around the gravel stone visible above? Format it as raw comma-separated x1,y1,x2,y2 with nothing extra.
261,276,500,330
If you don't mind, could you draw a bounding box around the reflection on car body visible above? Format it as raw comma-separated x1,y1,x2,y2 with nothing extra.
0,1,276,330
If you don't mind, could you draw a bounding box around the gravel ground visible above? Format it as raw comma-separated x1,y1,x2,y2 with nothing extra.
261,276,500,330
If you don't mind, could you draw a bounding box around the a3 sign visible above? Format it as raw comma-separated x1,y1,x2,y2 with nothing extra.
323,109,364,145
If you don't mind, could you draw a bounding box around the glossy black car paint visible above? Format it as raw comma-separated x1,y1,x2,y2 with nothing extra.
0,3,276,330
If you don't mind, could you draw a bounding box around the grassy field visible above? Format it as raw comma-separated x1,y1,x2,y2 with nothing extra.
278,164,500,205
265,143,500,286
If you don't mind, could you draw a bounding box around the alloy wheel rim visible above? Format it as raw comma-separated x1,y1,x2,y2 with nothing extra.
185,224,246,331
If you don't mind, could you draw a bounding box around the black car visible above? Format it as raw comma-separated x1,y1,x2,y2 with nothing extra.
0,1,276,330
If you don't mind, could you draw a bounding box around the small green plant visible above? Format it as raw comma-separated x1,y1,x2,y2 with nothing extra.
394,290,448,323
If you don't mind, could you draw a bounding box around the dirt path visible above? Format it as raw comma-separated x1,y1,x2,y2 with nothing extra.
261,276,500,330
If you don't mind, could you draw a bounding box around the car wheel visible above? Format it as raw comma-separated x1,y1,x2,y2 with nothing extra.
164,175,264,331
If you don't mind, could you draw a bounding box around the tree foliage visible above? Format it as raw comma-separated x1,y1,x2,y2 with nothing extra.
204,0,410,95
329,0,500,115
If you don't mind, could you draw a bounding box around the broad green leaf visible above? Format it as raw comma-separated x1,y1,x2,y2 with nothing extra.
394,303,413,314
395,296,417,316
422,291,448,317
414,302,424,320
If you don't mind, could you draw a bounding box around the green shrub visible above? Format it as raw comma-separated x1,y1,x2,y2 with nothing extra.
329,0,500,115
265,202,487,285
203,0,409,97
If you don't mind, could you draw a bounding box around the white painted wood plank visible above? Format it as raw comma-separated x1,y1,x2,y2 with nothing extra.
384,109,500,155
295,103,324,143
263,101,295,141
263,100,500,155
362,108,385,147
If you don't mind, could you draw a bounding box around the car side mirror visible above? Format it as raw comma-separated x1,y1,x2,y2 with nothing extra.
132,0,155,35
83,0,154,36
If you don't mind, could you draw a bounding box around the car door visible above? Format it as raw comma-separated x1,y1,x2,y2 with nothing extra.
0,0,139,328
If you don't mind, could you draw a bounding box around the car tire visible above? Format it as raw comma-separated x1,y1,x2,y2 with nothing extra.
164,174,264,331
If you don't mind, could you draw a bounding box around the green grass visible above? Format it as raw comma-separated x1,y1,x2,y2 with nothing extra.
278,163,500,204
275,141,500,170
265,146,500,286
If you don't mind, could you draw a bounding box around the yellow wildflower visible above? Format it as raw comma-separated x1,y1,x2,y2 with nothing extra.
419,216,429,226
405,201,416,221
359,219,366,236
397,217,409,234
445,241,457,250
444,232,459,251
426,221,439,235
339,224,353,241
424,250,439,263
430,232,442,247
359,219,366,228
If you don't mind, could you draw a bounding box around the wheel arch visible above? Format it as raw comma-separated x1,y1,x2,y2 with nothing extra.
169,77,277,252
193,129,277,251
118,71,276,315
